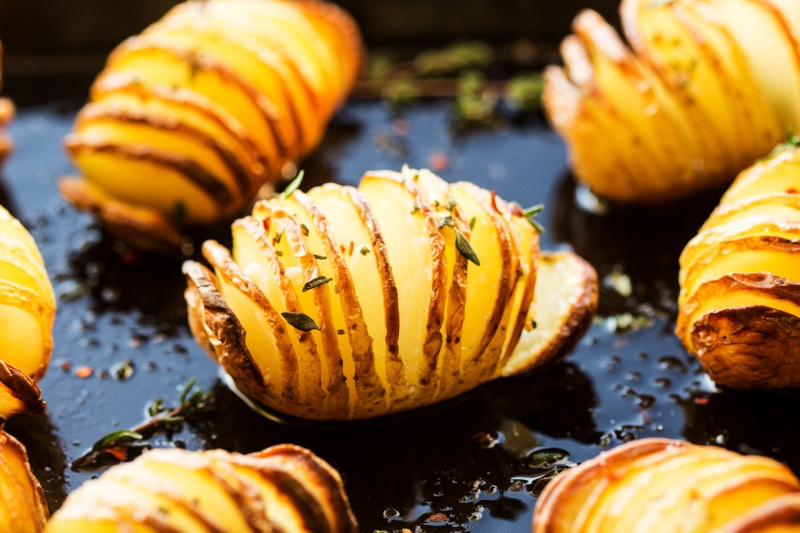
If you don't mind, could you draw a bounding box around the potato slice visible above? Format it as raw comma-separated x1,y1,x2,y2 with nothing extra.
533,439,800,533
718,493,800,533
0,431,48,533
503,251,598,376
46,446,358,533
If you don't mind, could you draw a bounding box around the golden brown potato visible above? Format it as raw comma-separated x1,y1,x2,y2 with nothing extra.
677,144,800,389
0,205,56,382
533,438,800,533
183,167,598,420
0,40,14,164
60,0,362,251
544,0,799,204
0,429,49,533
45,445,357,533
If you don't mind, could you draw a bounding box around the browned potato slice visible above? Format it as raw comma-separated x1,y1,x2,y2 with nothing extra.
0,433,47,533
0,206,55,381
0,361,45,419
184,169,598,420
533,439,800,533
503,251,598,376
718,493,800,533
46,445,358,533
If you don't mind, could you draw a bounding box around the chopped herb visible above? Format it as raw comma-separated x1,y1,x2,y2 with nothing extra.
433,200,441,208
438,215,455,229
518,203,546,233
760,130,800,161
302,276,333,292
71,378,213,472
300,223,310,236
281,169,305,199
410,202,419,214
360,247,371,256
469,216,476,230
337,329,345,335
275,250,283,257
455,229,481,265
281,311,321,332
313,254,328,260
446,197,457,211
274,231,283,244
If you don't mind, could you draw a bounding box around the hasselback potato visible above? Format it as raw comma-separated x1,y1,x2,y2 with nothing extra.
0,41,13,163
183,167,598,420
544,0,800,204
60,0,362,251
0,428,49,533
45,445,357,533
0,205,56,382
677,142,800,389
534,438,800,533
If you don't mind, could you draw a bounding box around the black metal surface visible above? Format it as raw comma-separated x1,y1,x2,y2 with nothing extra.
2,83,800,532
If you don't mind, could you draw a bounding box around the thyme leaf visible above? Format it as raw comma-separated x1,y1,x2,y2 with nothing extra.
302,276,333,292
281,311,321,331
281,169,305,199
71,378,214,472
455,228,481,266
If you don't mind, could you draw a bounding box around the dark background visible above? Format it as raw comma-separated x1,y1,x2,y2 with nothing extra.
1,0,619,75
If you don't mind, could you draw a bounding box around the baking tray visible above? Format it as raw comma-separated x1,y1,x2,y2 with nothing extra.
3,78,800,532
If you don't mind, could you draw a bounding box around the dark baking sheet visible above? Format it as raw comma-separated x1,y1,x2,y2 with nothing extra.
3,82,800,532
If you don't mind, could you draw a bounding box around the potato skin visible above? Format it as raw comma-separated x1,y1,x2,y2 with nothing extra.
45,445,357,533
677,146,800,389
544,0,798,204
0,430,49,533
183,168,598,420
60,0,363,250
533,438,800,533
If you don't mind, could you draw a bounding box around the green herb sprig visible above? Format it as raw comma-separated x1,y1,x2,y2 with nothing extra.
71,378,214,472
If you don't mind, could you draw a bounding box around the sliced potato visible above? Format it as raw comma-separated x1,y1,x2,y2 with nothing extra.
677,144,800,388
533,438,800,533
61,0,363,250
184,168,598,420
545,0,798,205
0,431,48,533
45,445,358,533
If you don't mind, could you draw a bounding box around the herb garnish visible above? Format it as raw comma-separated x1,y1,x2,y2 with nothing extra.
455,229,481,266
360,247,371,256
469,217,476,230
302,276,333,292
281,311,321,331
313,254,328,260
71,378,213,472
281,169,305,199
760,130,800,161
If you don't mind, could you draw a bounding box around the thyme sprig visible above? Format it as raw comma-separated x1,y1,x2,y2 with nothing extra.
761,130,800,161
71,378,214,472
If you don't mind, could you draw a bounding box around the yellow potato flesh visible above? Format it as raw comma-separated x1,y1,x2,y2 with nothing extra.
705,201,800,229
449,184,506,379
308,186,391,395
723,159,800,202
0,303,45,379
77,119,239,203
125,457,251,532
96,91,260,193
225,464,306,532
105,45,281,165
45,517,156,533
72,150,220,224
628,2,742,171
684,247,800,299
61,478,210,533
279,195,360,410
501,215,536,363
358,176,434,388
233,225,321,401
709,0,800,131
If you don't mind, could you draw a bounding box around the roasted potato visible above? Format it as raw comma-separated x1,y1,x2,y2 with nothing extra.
60,0,362,251
533,438,800,533
45,444,357,533
677,143,800,389
0,429,49,533
183,167,598,420
544,0,799,204
0,205,56,382
0,40,13,163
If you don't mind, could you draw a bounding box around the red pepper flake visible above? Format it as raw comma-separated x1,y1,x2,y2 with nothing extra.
694,397,709,405
348,241,354,257
787,188,798,194
490,190,499,213
392,118,410,137
106,447,128,461
509,203,524,217
340,244,346,254
427,513,448,523
75,366,94,379
429,152,450,172
263,217,271,234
